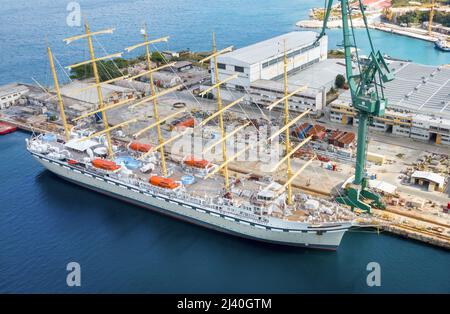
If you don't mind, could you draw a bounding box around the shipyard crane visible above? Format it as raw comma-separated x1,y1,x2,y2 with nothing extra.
316,0,394,212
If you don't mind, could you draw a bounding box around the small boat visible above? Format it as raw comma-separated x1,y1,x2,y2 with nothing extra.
183,156,211,169
171,117,195,130
435,40,450,52
91,159,121,171
0,122,17,135
129,141,152,153
149,176,179,189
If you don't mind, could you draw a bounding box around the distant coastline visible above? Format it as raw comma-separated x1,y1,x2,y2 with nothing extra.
296,2,448,44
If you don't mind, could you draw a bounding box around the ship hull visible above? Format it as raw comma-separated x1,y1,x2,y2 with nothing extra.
32,153,349,250
435,42,450,52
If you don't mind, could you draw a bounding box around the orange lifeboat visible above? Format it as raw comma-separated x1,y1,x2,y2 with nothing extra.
129,141,152,153
184,157,211,169
174,118,195,129
92,159,121,171
149,176,179,189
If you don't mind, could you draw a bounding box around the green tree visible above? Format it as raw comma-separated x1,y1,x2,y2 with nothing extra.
335,74,346,89
151,52,167,66
69,58,129,82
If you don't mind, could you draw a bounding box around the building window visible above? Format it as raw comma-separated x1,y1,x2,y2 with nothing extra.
235,66,244,73
218,63,226,70
235,85,245,92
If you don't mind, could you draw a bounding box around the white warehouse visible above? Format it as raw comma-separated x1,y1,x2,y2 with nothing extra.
214,31,328,90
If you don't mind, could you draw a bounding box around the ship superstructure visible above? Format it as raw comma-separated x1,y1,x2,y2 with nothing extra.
26,22,355,250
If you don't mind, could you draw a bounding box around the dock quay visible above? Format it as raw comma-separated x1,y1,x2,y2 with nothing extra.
0,116,49,135
370,23,439,43
297,19,441,43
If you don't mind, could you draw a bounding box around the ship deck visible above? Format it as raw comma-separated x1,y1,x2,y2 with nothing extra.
33,136,355,224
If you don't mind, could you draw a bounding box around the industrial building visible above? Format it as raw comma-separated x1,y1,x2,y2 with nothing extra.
215,31,327,88
249,80,325,115
330,61,450,146
0,83,29,109
410,171,446,192
212,31,328,114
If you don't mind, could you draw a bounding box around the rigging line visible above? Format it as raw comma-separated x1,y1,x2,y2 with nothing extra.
93,36,140,96
147,42,203,123
54,54,73,83
223,84,266,142
228,82,319,192
147,41,250,148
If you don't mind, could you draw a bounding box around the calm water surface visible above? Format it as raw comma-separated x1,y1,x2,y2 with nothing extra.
0,0,449,293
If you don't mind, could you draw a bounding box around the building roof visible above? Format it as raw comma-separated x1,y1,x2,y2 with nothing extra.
337,61,450,118
59,81,133,104
369,180,397,195
218,31,320,65
411,171,446,186
283,59,348,90
0,83,29,98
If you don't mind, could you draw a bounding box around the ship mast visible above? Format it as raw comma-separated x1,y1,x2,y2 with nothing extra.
196,34,236,191
265,40,313,206
124,25,172,176
85,22,113,157
212,33,230,191
63,21,121,158
47,47,70,142
282,41,293,205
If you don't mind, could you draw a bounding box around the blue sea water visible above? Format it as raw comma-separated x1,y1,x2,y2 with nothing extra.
0,0,450,293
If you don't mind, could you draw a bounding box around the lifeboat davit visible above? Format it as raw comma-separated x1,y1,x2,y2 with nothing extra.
92,159,121,171
149,176,179,189
183,157,211,169
129,141,152,153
